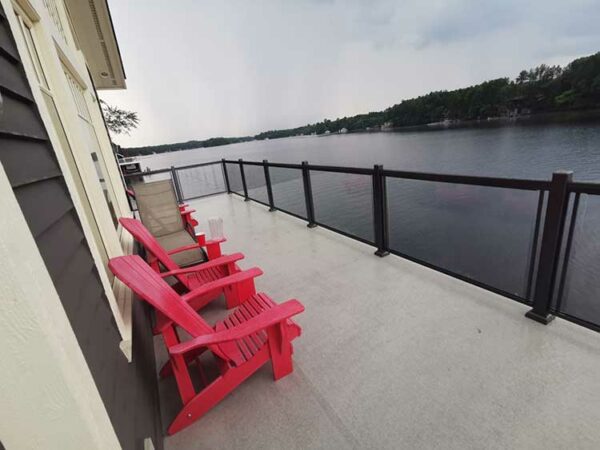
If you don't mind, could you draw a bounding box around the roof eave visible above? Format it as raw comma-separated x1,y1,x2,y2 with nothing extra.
64,0,126,90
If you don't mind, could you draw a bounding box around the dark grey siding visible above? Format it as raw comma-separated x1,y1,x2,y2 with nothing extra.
0,6,162,450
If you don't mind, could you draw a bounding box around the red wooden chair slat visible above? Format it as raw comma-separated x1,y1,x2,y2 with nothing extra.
109,255,304,434
235,306,265,349
224,316,253,362
229,313,259,358
239,309,265,352
214,320,246,367
242,297,270,345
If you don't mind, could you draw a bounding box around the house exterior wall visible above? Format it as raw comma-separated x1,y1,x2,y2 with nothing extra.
5,0,135,345
0,164,121,450
0,2,163,449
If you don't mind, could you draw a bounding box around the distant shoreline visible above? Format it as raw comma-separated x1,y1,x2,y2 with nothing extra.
342,108,600,135
126,108,600,158
392,109,600,131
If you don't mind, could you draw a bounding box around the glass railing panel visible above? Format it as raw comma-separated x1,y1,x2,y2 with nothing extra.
176,164,225,200
311,170,374,242
225,162,243,194
243,164,269,204
270,167,306,218
386,177,543,299
555,193,600,327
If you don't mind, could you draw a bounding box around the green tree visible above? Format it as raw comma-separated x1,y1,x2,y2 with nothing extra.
100,100,140,135
516,70,529,84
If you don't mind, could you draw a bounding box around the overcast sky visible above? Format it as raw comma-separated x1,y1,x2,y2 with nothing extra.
100,0,600,147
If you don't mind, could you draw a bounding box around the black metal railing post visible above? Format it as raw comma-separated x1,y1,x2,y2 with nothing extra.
301,161,317,228
171,166,184,202
373,164,390,257
526,170,573,324
239,158,249,201
263,160,276,211
222,159,231,194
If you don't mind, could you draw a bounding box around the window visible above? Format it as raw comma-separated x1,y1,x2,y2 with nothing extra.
64,68,120,225
42,0,67,43
42,90,111,270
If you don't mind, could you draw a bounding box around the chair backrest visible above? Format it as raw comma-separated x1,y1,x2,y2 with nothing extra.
109,255,228,360
119,217,191,285
133,180,183,237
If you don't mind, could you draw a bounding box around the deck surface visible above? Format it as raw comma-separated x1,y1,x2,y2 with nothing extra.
160,193,600,450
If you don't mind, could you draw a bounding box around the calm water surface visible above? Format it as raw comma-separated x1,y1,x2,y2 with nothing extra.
139,122,600,181
136,122,600,327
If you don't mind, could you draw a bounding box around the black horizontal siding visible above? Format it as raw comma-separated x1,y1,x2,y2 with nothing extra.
0,14,18,61
14,177,75,235
0,90,47,137
0,57,33,100
0,138,61,186
0,7,162,450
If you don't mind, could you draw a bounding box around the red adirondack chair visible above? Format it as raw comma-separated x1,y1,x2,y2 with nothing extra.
121,217,253,309
109,255,304,434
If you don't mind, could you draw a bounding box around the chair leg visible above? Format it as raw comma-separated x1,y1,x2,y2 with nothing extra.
267,323,294,380
162,327,196,404
168,348,270,435
159,347,207,379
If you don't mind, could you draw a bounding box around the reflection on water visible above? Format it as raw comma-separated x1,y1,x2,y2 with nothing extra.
387,180,541,298
142,122,600,328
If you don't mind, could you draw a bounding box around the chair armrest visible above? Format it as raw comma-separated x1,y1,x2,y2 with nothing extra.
205,237,226,245
159,253,244,278
165,238,226,256
205,237,226,260
180,267,263,304
170,299,304,354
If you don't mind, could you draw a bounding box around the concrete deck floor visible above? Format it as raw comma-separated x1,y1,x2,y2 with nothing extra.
159,193,600,450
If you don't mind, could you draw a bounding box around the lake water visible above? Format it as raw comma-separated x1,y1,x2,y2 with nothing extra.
134,120,600,329
138,120,600,181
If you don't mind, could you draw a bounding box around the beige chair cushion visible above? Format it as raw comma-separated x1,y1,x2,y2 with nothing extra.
157,229,207,268
133,180,184,237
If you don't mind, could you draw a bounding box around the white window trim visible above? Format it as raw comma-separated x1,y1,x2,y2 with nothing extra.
49,13,132,221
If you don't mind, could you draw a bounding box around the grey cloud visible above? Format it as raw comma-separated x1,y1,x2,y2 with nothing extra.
100,0,600,147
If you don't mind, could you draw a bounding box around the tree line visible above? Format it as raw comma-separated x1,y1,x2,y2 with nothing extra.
122,136,254,156
122,52,600,156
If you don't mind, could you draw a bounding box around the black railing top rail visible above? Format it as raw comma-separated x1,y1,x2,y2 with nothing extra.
223,158,554,191
383,169,551,191
569,181,600,195
123,168,171,178
223,159,374,175
126,158,600,193
174,160,223,171
123,160,223,179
